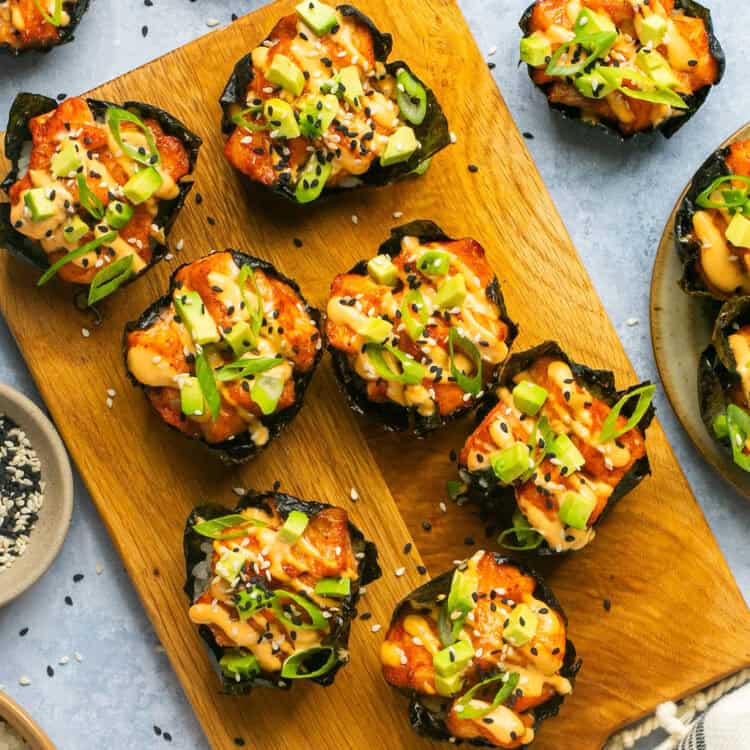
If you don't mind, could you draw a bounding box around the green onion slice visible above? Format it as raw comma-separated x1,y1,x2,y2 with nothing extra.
454,672,520,720
37,231,117,286
498,510,544,551
697,175,750,210
596,66,687,109
232,103,269,131
545,31,616,77
32,0,63,26
251,375,284,415
87,254,134,305
364,343,426,385
448,327,483,396
215,357,282,382
238,264,264,342
395,68,427,126
597,384,655,444
193,513,267,540
280,646,337,680
195,350,222,421
106,107,161,167
520,415,554,482
401,289,429,342
76,173,104,220
272,590,328,631
437,604,456,647
726,404,750,472
446,479,466,500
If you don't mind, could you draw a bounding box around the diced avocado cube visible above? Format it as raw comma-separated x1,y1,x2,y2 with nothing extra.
367,255,399,286
635,13,668,47
447,566,478,621
520,32,552,67
726,213,750,249
62,215,89,244
235,585,274,620
574,70,615,99
24,188,56,222
435,672,465,697
266,53,306,96
219,650,261,680
636,49,679,88
278,510,309,544
380,126,418,167
435,274,467,308
223,321,255,357
503,603,538,647
264,98,301,139
490,442,531,484
418,249,450,275
297,94,338,139
551,433,585,475
512,380,548,416
180,376,205,416
337,65,364,108
216,549,246,582
123,166,163,205
558,490,596,530
314,576,351,597
575,7,616,36
105,200,134,230
295,0,338,36
51,141,81,178
358,317,392,343
433,639,475,677
295,153,332,203
174,290,221,345
713,413,729,440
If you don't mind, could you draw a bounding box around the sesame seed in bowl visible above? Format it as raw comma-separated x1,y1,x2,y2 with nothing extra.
0,385,73,609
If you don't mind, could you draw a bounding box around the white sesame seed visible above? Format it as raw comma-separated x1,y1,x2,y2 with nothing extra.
95,563,104,575
351,215,359,225
393,211,403,219
488,46,497,56
233,487,245,496
59,656,69,665
106,388,116,398
19,676,31,686
206,17,220,27
176,239,184,251
106,398,113,409
81,328,90,338
350,487,359,501
370,623,381,633
450,132,457,144
74,652,83,662
394,567,406,577
626,317,639,327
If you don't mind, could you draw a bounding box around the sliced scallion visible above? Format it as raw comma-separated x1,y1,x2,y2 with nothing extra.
215,357,282,382
280,646,337,680
87,254,134,305
364,343,426,385
272,590,328,631
37,231,117,286
193,513,267,540
106,107,161,167
195,350,221,421
401,289,429,342
454,672,520,720
76,173,104,220
597,384,655,444
448,327,482,396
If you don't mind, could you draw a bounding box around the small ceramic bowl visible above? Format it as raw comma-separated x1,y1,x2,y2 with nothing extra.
0,384,73,608
0,692,56,749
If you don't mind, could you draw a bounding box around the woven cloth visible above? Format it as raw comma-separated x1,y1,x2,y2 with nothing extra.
676,683,750,750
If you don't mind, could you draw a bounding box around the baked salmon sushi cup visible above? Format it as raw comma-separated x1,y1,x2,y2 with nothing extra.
519,0,724,139
1,94,200,305
325,221,518,435
699,297,750,472
220,2,450,204
676,139,750,301
1,0,89,54
381,550,580,747
185,490,381,695
457,342,654,554
124,251,323,464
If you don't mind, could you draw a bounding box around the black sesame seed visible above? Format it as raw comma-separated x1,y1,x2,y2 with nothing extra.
64,595,73,606
195,192,203,204
422,520,432,532
73,573,84,583
403,542,412,554
207,216,216,226
417,565,427,575
47,665,54,677
468,164,479,173
603,598,611,612
293,237,303,248
141,25,148,37
19,627,28,637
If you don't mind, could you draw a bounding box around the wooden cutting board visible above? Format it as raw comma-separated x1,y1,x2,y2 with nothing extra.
1,1,749,748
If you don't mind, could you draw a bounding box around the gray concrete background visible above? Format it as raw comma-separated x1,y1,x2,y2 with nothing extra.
1,1,748,747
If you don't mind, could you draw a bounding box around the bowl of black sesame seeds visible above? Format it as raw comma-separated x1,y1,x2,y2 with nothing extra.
0,384,73,608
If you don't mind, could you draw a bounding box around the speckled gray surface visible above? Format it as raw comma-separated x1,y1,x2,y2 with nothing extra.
0,1,748,748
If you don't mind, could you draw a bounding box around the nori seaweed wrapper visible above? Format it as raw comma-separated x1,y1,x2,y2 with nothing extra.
1,93,201,290
460,341,654,554
0,0,90,55
518,0,725,140
124,250,323,464
219,4,451,203
328,220,518,435
675,142,739,300
386,553,581,745
184,490,381,695
698,296,750,456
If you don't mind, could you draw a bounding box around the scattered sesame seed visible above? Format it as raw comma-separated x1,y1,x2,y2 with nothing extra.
350,487,359,501
487,45,497,56
19,676,31,686
392,211,403,219
603,598,612,612
74,652,83,662
450,132,457,144
81,328,90,338
206,17,220,27
626,317,639,327
95,563,104,575
468,164,479,173
370,623,381,633
233,487,246,496
394,567,406,577
59,656,69,665
351,215,358,224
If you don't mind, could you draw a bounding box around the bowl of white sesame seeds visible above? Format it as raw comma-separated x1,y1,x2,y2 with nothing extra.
0,384,73,609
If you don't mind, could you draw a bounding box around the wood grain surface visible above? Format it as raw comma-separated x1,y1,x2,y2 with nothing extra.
651,122,750,500
1,1,749,748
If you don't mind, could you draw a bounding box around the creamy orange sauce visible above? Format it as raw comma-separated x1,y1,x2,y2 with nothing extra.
461,357,647,552
382,551,573,748
189,501,358,677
